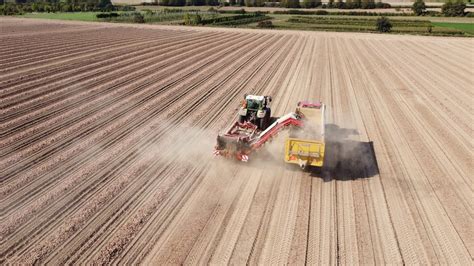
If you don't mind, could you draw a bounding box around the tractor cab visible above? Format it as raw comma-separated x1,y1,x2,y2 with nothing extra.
238,94,272,130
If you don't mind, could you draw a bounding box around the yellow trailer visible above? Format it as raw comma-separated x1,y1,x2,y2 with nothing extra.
284,101,326,169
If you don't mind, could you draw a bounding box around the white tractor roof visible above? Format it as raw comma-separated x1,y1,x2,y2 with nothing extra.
246,95,265,101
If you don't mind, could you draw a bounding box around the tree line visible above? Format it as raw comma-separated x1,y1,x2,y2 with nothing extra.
412,0,468,17
153,0,390,8
155,0,219,6
279,0,389,9
1,0,134,15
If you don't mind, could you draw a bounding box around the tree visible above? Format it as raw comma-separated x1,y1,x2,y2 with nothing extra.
184,13,191,24
354,0,361,8
206,0,218,5
133,12,145,23
361,0,375,9
229,0,236,4
302,0,317,8
193,13,202,24
98,0,112,9
257,20,274,28
282,0,299,8
186,0,204,5
441,0,466,17
376,16,392,32
327,0,334,8
184,13,202,25
344,0,354,8
412,0,426,16
245,0,254,7
61,4,73,12
255,0,264,7
375,1,390,8
31,2,39,12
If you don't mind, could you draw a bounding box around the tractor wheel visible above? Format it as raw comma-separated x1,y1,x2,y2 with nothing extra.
266,108,271,126
238,115,245,124
259,109,271,130
258,118,264,130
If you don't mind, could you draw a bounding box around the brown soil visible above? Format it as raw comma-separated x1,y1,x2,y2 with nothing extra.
0,17,472,264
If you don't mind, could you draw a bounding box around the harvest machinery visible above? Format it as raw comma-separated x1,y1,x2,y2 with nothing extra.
238,94,272,130
214,94,326,169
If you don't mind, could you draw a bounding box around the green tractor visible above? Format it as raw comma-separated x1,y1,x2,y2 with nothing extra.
238,94,272,130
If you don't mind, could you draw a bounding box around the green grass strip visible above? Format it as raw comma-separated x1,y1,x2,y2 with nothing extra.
19,12,102,21
432,22,474,35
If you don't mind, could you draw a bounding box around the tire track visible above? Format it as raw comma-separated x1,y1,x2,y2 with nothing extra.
0,31,197,102
0,31,264,223
0,31,282,262
0,32,246,172
50,33,290,264
1,18,472,264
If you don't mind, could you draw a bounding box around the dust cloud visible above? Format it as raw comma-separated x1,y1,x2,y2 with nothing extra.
137,119,379,180
139,121,218,169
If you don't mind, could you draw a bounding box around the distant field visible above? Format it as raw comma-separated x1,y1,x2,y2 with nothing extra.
134,5,474,19
432,22,474,34
16,10,474,36
20,12,101,21
112,1,469,5
135,5,212,11
263,15,467,35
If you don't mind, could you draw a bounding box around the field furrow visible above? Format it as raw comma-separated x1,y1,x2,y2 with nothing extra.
1,17,472,265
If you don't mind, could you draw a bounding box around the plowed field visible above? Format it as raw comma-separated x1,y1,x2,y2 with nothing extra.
1,18,472,264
